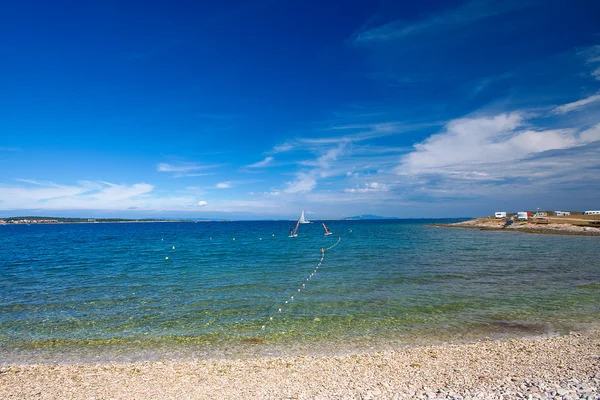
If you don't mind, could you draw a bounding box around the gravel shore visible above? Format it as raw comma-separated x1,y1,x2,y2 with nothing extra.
1,331,598,399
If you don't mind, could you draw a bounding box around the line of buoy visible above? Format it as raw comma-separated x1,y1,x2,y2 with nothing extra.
260,238,340,331
163,233,278,261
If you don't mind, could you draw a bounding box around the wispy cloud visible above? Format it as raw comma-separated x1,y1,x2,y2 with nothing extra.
353,0,532,44
579,45,600,63
272,143,294,153
300,145,346,169
245,156,274,168
215,179,261,189
554,92,600,114
90,182,154,202
345,182,390,193
284,143,348,193
157,162,220,177
284,172,318,194
6,179,99,200
580,123,600,142
306,121,425,144
157,162,210,172
216,182,232,189
269,119,424,195
0,180,183,211
579,44,600,80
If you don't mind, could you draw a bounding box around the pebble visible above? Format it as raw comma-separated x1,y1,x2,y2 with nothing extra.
2,332,599,399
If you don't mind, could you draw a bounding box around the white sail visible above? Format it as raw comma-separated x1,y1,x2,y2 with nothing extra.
289,218,300,237
299,209,310,224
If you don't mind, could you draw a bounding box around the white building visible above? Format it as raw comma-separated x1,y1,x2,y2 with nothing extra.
555,211,571,216
584,210,600,215
494,212,507,218
517,212,528,220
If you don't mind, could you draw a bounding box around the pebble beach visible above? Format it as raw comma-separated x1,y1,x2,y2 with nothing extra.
1,330,599,399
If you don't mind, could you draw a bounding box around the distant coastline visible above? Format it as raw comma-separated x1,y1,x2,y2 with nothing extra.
0,217,196,225
0,214,403,225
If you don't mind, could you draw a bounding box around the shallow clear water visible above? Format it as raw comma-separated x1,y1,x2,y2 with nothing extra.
1,220,599,364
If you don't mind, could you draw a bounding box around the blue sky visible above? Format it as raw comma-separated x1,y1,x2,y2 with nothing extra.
1,0,599,219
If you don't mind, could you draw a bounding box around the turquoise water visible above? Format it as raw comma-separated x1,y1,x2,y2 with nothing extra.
1,220,599,364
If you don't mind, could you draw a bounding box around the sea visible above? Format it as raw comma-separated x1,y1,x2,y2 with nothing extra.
1,219,599,365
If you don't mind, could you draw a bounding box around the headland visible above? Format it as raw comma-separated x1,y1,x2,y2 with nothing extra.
433,214,600,236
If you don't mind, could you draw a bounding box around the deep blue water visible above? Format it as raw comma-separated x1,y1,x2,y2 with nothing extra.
1,220,599,364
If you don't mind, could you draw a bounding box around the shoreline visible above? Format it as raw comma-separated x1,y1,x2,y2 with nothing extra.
1,331,598,399
429,217,600,236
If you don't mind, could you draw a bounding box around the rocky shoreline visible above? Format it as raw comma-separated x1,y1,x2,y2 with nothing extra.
432,217,600,236
1,331,599,399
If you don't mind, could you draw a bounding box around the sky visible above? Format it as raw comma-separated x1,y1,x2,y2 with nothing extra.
1,0,599,219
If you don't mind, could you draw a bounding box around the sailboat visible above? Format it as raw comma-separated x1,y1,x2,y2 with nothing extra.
289,218,300,238
298,209,310,224
322,222,332,236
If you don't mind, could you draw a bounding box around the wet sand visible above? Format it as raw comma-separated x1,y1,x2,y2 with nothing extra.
1,331,599,399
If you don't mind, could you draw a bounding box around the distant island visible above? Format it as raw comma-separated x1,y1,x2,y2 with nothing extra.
343,215,399,220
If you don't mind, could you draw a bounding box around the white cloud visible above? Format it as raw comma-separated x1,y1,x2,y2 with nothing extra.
284,143,347,193
272,143,294,153
396,109,599,183
246,156,273,168
197,200,208,207
593,67,600,81
554,93,600,114
157,162,199,172
215,180,261,189
89,182,154,201
284,173,317,193
157,162,219,177
3,180,98,203
0,180,200,211
580,123,600,143
398,113,524,174
345,182,390,193
316,145,345,169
